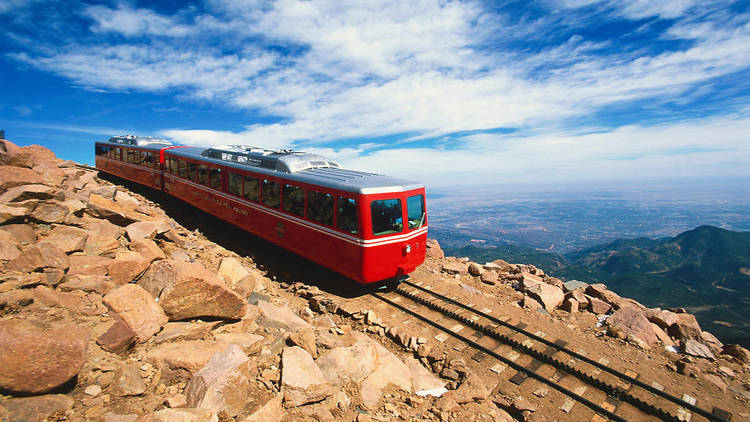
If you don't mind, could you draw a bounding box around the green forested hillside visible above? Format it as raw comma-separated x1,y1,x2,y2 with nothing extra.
444,226,750,346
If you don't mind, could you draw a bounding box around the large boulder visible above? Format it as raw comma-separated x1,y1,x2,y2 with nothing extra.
606,306,658,344
146,341,231,374
125,221,158,241
0,204,28,223
83,219,124,256
586,295,612,315
108,258,151,285
185,344,252,417
240,394,283,422
6,243,69,273
585,283,622,305
645,308,679,328
0,229,21,260
682,339,715,360
425,238,445,259
441,261,468,275
110,363,147,396
406,357,445,394
130,238,165,262
0,223,36,244
67,255,113,276
97,316,137,354
0,395,74,421
0,184,55,203
281,346,334,407
0,320,89,394
217,257,250,286
42,225,89,253
257,300,312,332
0,139,23,165
30,202,70,224
667,313,703,341
85,193,136,226
316,340,379,385
720,344,750,364
103,284,168,343
0,165,44,192
159,275,247,321
58,274,116,295
522,278,564,313
138,260,214,298
360,337,413,408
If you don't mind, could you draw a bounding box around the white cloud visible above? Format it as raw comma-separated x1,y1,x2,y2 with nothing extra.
162,112,750,186
6,0,750,186
13,105,32,116
83,4,194,37
0,0,41,15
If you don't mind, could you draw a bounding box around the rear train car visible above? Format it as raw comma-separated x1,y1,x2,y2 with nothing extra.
94,139,427,284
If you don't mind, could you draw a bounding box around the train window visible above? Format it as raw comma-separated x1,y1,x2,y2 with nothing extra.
282,185,305,217
209,168,221,190
371,199,403,236
187,162,198,181
198,165,209,185
243,176,260,202
407,194,425,230
337,197,358,234
178,159,187,178
137,151,145,166
147,152,155,168
114,148,121,160
308,190,334,226
228,172,242,196
262,179,280,209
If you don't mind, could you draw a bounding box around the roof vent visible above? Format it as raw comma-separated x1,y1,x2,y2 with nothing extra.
202,144,340,173
107,135,172,146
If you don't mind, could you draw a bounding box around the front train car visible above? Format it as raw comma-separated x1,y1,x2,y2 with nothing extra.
353,176,428,283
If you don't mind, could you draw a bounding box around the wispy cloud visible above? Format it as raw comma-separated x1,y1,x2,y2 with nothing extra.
83,3,194,37
3,0,749,185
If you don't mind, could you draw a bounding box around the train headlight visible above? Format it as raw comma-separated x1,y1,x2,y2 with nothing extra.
405,244,412,254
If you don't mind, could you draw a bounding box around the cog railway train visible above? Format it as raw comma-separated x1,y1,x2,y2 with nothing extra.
95,136,427,284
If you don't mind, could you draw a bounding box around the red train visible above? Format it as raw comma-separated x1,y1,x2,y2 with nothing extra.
95,135,427,284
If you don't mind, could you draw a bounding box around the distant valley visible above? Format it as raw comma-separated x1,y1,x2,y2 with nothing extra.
442,225,750,347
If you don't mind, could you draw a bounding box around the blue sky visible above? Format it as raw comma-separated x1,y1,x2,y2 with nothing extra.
1,0,749,187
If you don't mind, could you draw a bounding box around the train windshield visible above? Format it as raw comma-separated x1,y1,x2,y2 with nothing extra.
407,194,425,230
371,199,403,236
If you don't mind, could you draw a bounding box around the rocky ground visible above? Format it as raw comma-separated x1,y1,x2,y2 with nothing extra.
1,138,749,422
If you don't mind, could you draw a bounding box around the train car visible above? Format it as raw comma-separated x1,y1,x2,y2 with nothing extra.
94,135,183,190
95,140,427,284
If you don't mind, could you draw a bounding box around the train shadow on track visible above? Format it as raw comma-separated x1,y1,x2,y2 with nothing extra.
99,174,382,299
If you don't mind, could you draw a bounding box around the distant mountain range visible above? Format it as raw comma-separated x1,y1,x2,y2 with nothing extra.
444,225,750,346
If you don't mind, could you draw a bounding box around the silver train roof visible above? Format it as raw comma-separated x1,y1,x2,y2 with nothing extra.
169,146,423,195
107,135,173,146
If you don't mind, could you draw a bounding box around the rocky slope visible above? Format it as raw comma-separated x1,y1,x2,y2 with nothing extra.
0,137,749,421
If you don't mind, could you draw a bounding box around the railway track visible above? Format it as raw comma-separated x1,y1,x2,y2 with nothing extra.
370,279,731,422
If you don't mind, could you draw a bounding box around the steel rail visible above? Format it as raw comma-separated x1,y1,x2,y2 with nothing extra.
400,280,727,422
370,292,629,422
